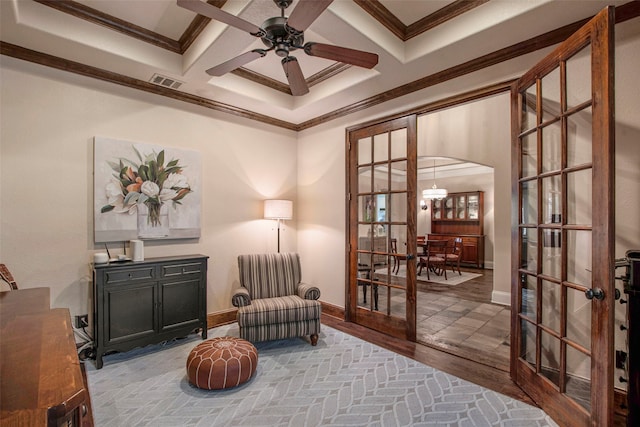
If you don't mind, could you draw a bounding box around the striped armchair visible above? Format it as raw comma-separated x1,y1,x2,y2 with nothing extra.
233,253,321,345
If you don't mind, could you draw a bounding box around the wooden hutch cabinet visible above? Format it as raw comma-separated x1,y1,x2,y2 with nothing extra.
429,191,484,268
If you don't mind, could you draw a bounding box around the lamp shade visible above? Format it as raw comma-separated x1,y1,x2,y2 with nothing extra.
264,199,293,220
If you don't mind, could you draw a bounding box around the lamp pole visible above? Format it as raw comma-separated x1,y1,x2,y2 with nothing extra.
276,218,282,253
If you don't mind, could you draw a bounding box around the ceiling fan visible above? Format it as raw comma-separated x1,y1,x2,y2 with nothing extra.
177,0,379,96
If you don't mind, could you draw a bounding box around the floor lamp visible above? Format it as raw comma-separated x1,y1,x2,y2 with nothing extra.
264,199,293,253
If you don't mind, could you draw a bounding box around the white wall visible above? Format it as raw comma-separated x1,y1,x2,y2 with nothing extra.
0,57,298,315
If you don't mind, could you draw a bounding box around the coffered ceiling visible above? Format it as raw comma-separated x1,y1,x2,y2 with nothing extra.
1,0,637,130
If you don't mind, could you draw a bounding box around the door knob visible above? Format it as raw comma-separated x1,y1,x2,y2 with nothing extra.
585,288,605,300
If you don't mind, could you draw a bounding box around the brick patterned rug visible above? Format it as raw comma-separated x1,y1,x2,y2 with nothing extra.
85,324,556,426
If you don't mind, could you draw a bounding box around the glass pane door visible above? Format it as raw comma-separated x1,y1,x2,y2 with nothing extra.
348,116,417,340
512,7,614,426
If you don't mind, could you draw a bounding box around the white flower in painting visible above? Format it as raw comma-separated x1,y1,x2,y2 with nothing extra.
141,181,160,197
164,173,189,190
160,173,190,202
104,178,137,214
105,178,124,205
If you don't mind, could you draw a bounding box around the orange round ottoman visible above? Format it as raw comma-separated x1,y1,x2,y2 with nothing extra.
186,337,258,390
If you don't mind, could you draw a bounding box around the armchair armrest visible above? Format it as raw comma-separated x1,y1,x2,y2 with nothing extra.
297,282,320,300
232,287,251,307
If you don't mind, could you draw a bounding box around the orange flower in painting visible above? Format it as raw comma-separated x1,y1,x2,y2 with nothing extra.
126,177,142,194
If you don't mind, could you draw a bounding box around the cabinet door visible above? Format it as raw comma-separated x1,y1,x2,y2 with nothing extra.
467,194,480,220
432,199,442,219
104,282,157,345
455,194,467,220
443,196,454,219
461,241,478,265
160,278,202,332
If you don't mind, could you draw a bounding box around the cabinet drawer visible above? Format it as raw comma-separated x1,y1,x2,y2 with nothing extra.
105,267,155,284
161,261,203,278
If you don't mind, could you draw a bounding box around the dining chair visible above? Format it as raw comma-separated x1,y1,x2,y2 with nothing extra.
442,237,463,275
390,238,407,274
417,235,427,256
417,240,447,280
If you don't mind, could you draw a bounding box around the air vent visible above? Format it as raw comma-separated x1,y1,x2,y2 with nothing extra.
150,74,183,90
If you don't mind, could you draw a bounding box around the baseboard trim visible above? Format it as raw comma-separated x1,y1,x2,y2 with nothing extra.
207,309,237,329
320,301,345,320
491,291,511,306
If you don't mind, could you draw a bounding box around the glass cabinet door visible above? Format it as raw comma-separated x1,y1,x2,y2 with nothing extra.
456,195,466,219
444,196,454,219
432,199,442,219
468,194,479,220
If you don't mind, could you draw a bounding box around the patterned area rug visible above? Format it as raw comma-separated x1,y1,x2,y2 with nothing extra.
85,324,556,426
380,265,482,286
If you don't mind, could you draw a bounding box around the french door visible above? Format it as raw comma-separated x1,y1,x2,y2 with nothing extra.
511,7,615,426
347,115,417,340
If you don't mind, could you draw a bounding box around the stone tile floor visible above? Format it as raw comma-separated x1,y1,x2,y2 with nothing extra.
358,285,511,370
416,293,511,369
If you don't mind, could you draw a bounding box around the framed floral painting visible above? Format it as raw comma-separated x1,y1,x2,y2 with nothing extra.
94,136,201,242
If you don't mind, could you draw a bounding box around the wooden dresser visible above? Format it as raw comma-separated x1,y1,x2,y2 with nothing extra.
92,254,208,369
0,288,93,426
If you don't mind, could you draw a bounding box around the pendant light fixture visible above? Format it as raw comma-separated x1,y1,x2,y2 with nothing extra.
422,159,448,200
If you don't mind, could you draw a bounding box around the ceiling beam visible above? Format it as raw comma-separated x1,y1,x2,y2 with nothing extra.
406,0,491,40
354,0,490,41
0,41,298,132
33,0,182,53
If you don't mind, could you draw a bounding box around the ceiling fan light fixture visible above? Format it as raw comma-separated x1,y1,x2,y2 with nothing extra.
178,0,378,96
275,43,289,57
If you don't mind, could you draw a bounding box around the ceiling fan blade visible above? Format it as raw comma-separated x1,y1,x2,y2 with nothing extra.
286,0,333,33
177,0,264,36
206,50,267,76
281,56,309,96
304,42,378,69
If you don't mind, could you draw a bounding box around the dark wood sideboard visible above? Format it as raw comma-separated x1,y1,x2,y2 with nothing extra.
1,288,93,426
92,254,208,369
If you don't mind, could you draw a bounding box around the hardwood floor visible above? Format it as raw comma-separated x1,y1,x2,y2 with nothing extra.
417,266,494,303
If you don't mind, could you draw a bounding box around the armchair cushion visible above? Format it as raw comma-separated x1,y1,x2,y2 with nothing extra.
238,295,321,327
